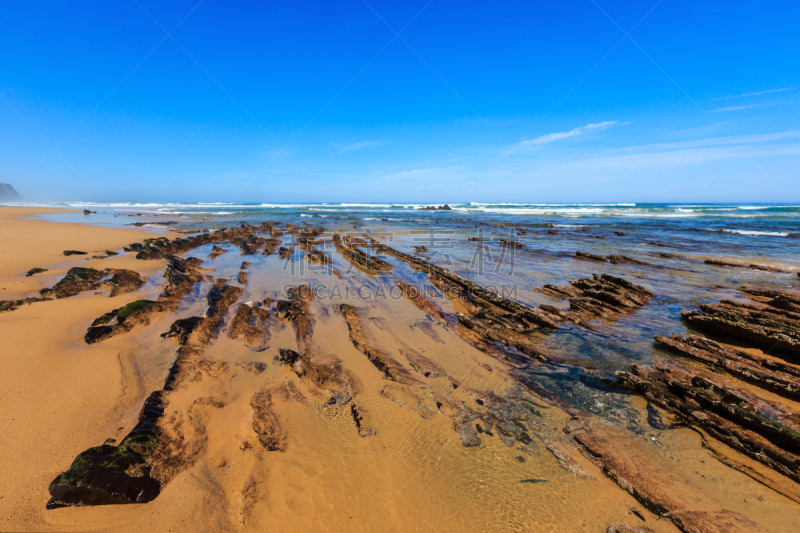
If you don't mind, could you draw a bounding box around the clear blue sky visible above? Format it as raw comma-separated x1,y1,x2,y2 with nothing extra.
1,0,798,204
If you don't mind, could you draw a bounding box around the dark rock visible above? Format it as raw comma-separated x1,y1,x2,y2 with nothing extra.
197,281,243,344
575,251,606,262
209,245,227,259
618,362,800,487
46,392,165,509
704,258,789,273
85,300,162,344
25,267,48,277
418,204,452,211
52,267,106,298
655,334,800,401
63,250,87,256
106,269,145,297
160,317,204,345
333,234,394,274
680,294,800,357
0,297,48,313
83,209,96,215
537,273,654,325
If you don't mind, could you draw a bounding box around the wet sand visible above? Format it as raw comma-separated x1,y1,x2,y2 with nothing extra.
2,208,800,532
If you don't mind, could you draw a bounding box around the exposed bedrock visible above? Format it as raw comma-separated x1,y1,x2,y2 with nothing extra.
85,300,164,344
338,303,416,383
276,348,352,407
537,273,654,325
53,267,106,298
276,285,314,351
229,302,271,351
46,392,165,509
49,263,268,509
239,235,266,255
395,279,453,325
680,290,800,357
85,256,210,344
250,387,288,451
704,258,790,273
197,280,243,344
263,238,282,256
208,245,227,259
107,269,145,297
617,362,800,487
333,233,394,274
572,418,762,533
575,251,650,266
371,239,557,329
655,334,800,401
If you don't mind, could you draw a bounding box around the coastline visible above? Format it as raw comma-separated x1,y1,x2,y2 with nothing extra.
1,208,799,532
0,207,176,300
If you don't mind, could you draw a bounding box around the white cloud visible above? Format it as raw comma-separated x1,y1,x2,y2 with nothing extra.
506,121,618,154
329,141,381,154
710,87,794,101
710,100,784,113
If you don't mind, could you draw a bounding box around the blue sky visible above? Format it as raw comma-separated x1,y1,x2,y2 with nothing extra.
1,0,798,204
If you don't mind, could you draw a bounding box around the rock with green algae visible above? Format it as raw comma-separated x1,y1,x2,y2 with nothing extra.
46,392,164,509
52,267,106,298
84,300,162,344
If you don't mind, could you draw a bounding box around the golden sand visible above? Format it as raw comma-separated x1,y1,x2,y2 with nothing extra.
2,207,800,532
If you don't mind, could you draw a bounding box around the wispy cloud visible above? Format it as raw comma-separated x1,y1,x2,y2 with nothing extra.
329,141,381,154
710,100,784,113
710,87,793,101
505,121,618,154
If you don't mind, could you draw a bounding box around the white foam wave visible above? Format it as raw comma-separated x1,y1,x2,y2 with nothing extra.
722,229,790,237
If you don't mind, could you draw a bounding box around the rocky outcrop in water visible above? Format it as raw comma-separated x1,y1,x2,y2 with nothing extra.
53,267,106,298
680,288,800,357
575,251,649,265
208,245,227,259
704,259,790,273
125,225,257,260
655,334,800,401
228,302,271,351
85,256,209,343
333,234,394,274
107,269,145,296
537,273,654,324
617,361,800,488
276,286,314,352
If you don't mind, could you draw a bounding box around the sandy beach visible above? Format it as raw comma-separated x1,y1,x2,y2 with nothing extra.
2,207,800,532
